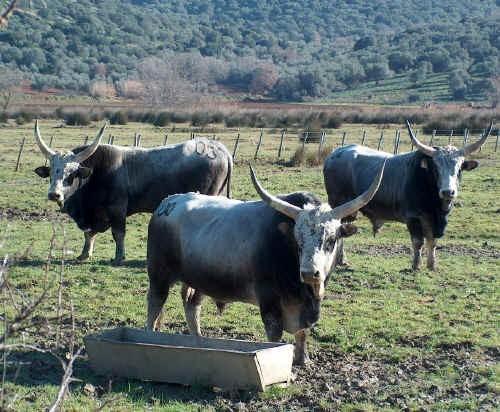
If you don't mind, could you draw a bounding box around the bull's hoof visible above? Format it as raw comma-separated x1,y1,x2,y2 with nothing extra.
111,257,125,266
293,352,311,366
76,254,90,262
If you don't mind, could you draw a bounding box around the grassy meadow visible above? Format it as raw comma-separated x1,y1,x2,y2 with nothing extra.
0,120,498,411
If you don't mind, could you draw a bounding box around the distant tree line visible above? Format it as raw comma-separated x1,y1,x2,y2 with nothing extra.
0,0,498,103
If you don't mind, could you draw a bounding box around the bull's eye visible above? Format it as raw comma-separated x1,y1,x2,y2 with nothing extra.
64,173,75,186
324,237,336,252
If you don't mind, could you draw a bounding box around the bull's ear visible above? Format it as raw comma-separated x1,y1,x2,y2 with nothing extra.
77,166,92,178
340,223,357,238
462,160,478,171
34,166,50,178
420,158,428,169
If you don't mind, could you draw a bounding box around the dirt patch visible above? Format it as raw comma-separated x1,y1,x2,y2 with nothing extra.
0,207,69,222
351,243,500,259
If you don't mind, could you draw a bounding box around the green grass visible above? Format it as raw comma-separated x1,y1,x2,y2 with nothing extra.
0,120,498,411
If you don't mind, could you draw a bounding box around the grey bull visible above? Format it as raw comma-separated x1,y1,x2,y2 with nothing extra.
323,120,493,270
146,164,385,364
33,121,233,264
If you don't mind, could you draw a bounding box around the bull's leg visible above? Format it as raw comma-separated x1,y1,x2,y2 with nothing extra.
336,237,349,266
181,284,204,336
259,298,284,343
407,220,424,270
77,231,97,261
146,283,170,331
425,237,437,270
293,329,311,365
110,218,126,265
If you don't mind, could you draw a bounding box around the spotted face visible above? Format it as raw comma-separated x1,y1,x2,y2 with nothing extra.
422,146,478,209
34,152,92,207
293,204,357,299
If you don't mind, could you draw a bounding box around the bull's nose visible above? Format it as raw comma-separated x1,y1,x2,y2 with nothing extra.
301,270,321,280
440,189,456,199
48,192,62,202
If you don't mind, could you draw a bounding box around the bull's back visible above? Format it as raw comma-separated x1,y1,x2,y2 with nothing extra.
126,140,230,213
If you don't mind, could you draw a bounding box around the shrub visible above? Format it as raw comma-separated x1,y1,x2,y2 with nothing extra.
0,112,7,123
153,112,171,127
64,111,91,126
110,111,128,125
288,145,333,167
191,112,211,127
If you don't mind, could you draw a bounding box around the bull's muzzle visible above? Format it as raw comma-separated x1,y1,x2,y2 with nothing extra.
439,189,456,201
300,271,324,299
48,191,62,202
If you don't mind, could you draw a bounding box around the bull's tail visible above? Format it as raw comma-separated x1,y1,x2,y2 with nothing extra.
218,154,233,198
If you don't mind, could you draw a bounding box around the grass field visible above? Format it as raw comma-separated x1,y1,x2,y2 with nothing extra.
0,120,498,411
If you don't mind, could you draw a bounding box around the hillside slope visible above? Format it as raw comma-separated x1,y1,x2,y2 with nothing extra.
0,0,498,103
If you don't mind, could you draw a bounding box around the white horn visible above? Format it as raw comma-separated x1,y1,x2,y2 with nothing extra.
73,123,107,163
406,120,435,156
330,160,386,220
250,165,301,221
461,121,493,155
34,120,56,158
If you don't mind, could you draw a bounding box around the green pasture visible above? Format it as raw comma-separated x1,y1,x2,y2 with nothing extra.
0,121,498,411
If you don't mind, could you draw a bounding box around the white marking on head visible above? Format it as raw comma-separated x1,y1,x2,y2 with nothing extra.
293,203,344,299
431,146,464,202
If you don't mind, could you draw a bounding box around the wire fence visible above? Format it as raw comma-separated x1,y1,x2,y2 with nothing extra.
4,125,499,172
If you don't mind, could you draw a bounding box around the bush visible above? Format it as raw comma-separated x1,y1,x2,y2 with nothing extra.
0,112,7,123
288,145,333,167
110,111,128,125
191,112,211,127
153,112,171,127
64,111,91,126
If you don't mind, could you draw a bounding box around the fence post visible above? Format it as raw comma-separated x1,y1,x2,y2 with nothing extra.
361,130,366,145
430,130,435,146
462,128,468,147
479,128,484,152
15,136,26,172
84,135,89,145
341,131,346,147
393,129,399,154
302,131,309,151
254,129,264,160
278,129,286,159
108,134,113,144
232,132,241,160
377,131,384,150
164,134,168,145
318,131,325,159
191,132,195,140
495,130,499,152
448,129,453,146
133,133,137,146
44,136,54,166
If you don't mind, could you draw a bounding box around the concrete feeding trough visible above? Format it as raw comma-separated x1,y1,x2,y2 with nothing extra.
84,327,294,391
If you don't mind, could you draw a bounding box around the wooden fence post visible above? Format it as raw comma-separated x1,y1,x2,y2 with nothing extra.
44,136,54,166
430,130,435,146
448,129,453,146
341,131,346,147
393,130,399,154
302,131,309,151
15,136,26,172
137,134,142,147
133,133,137,146
462,128,468,147
254,129,264,160
318,131,325,159
361,130,366,145
277,129,286,159
191,132,195,140
377,131,384,150
164,134,168,145
107,134,113,144
495,130,499,152
84,135,89,145
232,132,241,160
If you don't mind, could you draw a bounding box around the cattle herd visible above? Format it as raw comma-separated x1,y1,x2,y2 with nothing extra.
33,120,493,365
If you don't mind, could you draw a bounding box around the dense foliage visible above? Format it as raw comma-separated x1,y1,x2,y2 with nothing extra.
0,0,498,102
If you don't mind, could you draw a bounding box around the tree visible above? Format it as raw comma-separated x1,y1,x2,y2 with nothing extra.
249,63,279,95
0,67,23,112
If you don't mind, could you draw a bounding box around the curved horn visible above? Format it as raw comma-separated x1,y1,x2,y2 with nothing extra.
406,120,435,156
34,120,56,158
461,121,493,155
249,165,301,221
330,160,386,220
73,123,107,163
